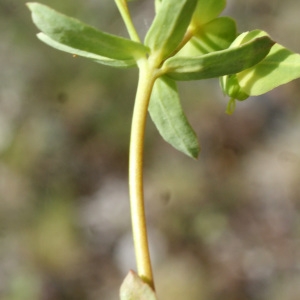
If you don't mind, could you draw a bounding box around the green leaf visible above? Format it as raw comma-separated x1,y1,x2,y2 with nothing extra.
37,33,136,68
219,30,300,114
178,17,237,56
221,30,300,96
191,0,226,27
144,0,197,64
163,35,274,81
220,31,267,102
154,0,162,13
236,43,300,95
192,17,236,54
149,76,200,159
120,271,157,300
27,2,149,62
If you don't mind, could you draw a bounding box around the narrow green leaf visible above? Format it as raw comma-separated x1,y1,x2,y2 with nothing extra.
120,271,157,300
162,35,275,81
178,17,237,57
37,33,136,68
27,2,149,62
191,0,226,27
149,76,200,159
145,0,197,63
237,43,300,95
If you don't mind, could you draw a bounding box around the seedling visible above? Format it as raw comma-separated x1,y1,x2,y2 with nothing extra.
27,0,300,298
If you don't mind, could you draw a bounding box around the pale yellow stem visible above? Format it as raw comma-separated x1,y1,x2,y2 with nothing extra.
129,60,157,290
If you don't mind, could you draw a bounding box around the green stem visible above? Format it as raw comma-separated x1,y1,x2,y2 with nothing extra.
114,0,141,42
129,59,157,290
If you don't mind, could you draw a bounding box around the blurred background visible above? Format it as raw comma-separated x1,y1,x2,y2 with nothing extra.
1,0,300,299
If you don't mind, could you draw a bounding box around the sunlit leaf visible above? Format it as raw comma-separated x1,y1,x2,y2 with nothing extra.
149,76,200,159
154,0,162,13
220,31,268,102
219,30,300,114
191,0,226,27
27,2,149,62
163,35,274,81
237,43,300,95
220,30,300,96
120,271,157,300
178,17,237,56
37,33,136,68
145,0,197,64
192,17,236,54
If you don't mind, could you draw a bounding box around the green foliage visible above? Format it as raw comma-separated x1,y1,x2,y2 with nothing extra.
220,30,300,113
191,0,226,27
27,0,300,160
27,1,285,157
37,33,138,68
162,35,274,80
27,3,149,65
190,17,237,54
27,0,300,298
237,43,300,95
149,76,200,158
145,0,197,65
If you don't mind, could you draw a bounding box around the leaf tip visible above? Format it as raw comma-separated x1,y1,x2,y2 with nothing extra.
26,2,35,11
191,147,200,160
